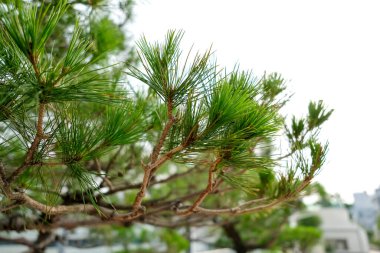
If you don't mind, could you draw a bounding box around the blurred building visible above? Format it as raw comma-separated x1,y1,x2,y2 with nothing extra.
352,189,380,233
319,208,369,253
293,207,369,253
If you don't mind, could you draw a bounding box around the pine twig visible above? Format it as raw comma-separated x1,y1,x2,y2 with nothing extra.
176,157,222,216
132,100,177,212
7,103,46,182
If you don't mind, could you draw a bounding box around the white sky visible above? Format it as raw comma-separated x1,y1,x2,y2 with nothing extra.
130,0,380,203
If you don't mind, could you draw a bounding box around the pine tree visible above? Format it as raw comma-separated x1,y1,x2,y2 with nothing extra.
0,0,332,251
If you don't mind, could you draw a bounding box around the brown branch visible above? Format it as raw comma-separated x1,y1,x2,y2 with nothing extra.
146,187,233,216
96,200,132,211
276,131,309,161
34,231,56,251
98,190,170,211
222,223,247,253
195,198,284,215
29,53,42,83
8,192,147,224
105,166,196,195
191,177,313,216
0,161,6,182
112,209,145,222
131,165,154,212
0,202,22,212
150,144,184,171
0,162,11,197
1,189,238,231
39,162,65,167
52,217,119,230
276,151,294,161
4,216,122,231
10,193,115,216
131,144,184,212
105,146,123,172
7,103,46,182
150,100,175,164
144,215,211,229
0,235,35,248
176,157,222,216
131,100,176,212
95,159,113,190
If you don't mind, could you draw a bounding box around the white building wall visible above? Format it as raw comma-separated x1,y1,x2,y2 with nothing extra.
352,192,379,232
295,208,370,253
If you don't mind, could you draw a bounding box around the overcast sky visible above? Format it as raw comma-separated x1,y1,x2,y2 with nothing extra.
130,0,380,203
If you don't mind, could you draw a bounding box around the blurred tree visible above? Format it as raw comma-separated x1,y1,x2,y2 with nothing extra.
277,212,322,253
298,214,321,228
215,208,294,253
213,183,326,253
0,1,332,252
278,225,322,253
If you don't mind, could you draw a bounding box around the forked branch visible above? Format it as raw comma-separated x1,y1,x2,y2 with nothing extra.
177,157,222,216
132,99,177,211
7,103,46,182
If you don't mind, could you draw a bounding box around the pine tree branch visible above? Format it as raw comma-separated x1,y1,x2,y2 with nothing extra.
0,161,6,181
34,231,56,251
195,198,284,215
131,145,184,212
189,178,312,216
0,162,11,197
149,144,185,170
275,151,295,161
176,157,222,216
119,142,188,216
132,99,178,212
95,159,113,190
0,202,22,212
0,235,35,248
146,187,234,216
104,165,196,195
29,52,42,84
7,103,46,182
221,223,247,253
51,218,121,230
10,192,115,216
144,216,210,229
9,192,144,222
104,146,123,172
150,100,175,164
0,216,125,231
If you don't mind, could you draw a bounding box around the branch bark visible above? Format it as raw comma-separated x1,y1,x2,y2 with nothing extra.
7,103,46,182
105,166,195,195
132,100,180,212
177,157,222,216
190,177,312,216
222,223,248,253
0,235,35,248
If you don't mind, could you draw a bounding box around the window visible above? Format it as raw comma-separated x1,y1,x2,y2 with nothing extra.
326,239,349,251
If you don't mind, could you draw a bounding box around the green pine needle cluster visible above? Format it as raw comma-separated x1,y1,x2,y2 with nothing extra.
128,30,215,107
